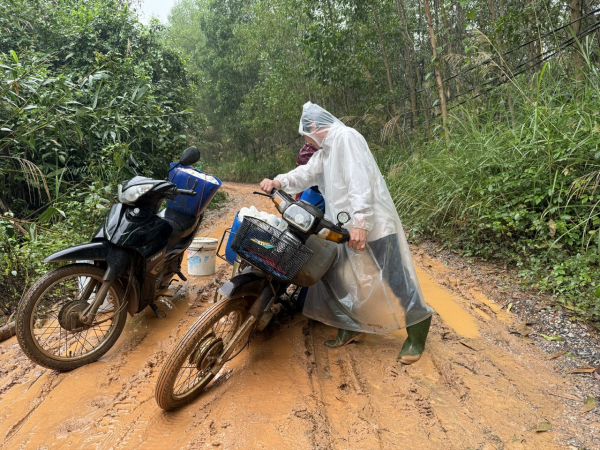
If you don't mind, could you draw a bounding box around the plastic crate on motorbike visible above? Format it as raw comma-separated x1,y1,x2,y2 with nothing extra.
167,164,222,217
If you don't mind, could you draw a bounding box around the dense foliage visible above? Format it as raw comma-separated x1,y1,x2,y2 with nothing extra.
384,60,600,320
166,0,600,156
0,0,202,309
165,0,600,321
3,0,600,323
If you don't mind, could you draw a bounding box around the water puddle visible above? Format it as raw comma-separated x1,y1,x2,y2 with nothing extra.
414,266,480,339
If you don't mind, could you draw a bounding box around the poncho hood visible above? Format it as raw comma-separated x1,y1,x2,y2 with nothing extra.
298,101,345,147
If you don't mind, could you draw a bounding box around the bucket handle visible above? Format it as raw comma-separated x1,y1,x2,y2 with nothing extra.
188,248,206,258
188,241,217,257
186,177,199,190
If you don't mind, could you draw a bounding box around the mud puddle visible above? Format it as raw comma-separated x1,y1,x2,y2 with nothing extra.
0,182,597,449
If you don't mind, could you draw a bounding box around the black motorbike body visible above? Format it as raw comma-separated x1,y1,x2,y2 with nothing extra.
44,147,210,317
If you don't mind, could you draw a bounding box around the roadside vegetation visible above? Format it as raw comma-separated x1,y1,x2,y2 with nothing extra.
2,0,600,327
0,0,201,311
384,60,600,321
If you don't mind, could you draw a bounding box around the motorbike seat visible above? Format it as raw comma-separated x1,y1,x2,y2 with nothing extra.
159,207,197,240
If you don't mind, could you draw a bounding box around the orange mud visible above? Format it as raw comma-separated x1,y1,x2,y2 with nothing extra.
0,183,590,449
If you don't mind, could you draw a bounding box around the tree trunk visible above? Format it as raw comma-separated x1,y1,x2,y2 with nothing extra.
424,0,449,142
417,0,429,121
498,0,505,17
527,0,538,72
440,4,453,99
395,0,418,126
371,2,397,116
488,0,498,22
570,0,584,80
342,85,350,115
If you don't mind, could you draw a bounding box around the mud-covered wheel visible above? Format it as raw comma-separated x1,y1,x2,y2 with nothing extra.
16,264,128,371
155,297,250,411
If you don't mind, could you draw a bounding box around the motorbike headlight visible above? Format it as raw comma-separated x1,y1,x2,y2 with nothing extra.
282,204,315,232
118,183,154,205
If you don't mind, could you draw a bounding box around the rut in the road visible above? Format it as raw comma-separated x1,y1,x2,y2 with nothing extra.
0,183,596,450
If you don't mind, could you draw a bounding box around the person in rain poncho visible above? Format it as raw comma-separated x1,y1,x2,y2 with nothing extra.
260,102,434,364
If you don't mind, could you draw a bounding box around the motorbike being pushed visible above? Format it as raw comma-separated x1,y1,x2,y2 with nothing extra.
155,188,350,411
16,146,222,371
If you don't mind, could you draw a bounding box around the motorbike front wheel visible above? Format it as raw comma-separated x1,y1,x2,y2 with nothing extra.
155,297,250,411
16,264,128,371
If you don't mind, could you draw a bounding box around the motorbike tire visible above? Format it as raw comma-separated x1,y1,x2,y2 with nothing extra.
16,264,128,371
155,297,250,411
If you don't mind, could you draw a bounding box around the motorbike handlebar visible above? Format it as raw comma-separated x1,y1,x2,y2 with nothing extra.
252,188,351,244
176,188,197,196
319,217,350,244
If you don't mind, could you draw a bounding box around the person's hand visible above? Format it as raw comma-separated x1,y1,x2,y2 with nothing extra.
260,179,281,194
348,228,367,251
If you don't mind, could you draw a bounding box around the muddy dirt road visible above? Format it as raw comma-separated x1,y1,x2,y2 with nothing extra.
0,183,598,449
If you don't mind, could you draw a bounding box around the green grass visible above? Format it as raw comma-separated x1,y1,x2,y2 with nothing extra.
380,59,600,321
206,190,230,210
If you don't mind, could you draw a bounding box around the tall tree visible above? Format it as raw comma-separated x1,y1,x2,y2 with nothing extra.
423,0,449,142
570,0,584,79
396,0,418,125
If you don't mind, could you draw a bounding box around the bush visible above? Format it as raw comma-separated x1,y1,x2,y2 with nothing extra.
0,183,114,313
383,60,600,321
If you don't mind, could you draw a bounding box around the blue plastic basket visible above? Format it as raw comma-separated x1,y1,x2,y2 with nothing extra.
166,164,222,217
299,187,325,212
224,211,243,263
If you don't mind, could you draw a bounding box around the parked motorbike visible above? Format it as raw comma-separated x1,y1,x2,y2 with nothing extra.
16,146,222,371
154,189,350,411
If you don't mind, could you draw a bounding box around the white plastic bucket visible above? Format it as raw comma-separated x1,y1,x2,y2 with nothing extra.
187,237,219,276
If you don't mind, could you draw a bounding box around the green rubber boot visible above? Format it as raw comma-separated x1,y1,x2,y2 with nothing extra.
398,316,432,365
324,329,364,348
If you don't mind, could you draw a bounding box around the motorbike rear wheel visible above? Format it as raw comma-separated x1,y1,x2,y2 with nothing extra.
155,297,250,411
16,264,128,371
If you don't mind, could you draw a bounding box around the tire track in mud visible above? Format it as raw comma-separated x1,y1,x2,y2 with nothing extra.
304,320,455,450
1,371,67,447
0,182,595,449
298,320,335,450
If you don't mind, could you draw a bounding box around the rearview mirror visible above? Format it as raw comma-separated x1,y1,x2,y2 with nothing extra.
128,154,140,169
180,146,200,166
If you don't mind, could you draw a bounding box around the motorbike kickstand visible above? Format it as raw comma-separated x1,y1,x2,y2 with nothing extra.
149,304,166,319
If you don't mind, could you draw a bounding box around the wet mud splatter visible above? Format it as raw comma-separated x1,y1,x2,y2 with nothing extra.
0,183,597,449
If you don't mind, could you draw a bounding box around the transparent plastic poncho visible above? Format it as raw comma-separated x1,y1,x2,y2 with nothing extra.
275,102,433,333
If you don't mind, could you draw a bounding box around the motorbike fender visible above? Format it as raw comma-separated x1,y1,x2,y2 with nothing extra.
43,242,112,263
119,276,140,317
43,242,131,281
102,246,132,281
218,271,268,300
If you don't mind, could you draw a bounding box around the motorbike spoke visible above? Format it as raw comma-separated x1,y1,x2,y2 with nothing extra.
174,368,199,394
171,308,245,398
30,272,122,360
